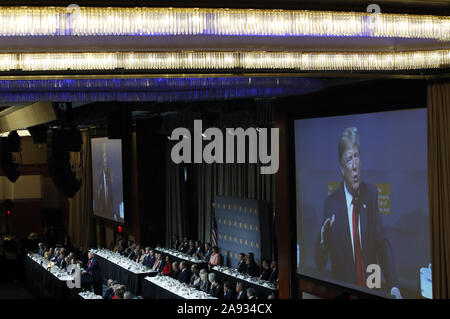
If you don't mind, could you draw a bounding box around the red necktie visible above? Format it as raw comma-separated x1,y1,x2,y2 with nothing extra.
352,197,365,287
88,259,92,274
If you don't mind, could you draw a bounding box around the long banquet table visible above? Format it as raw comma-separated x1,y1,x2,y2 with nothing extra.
91,249,158,295
143,275,216,300
24,253,82,299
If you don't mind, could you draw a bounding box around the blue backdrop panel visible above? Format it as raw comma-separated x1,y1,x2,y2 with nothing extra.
215,196,271,268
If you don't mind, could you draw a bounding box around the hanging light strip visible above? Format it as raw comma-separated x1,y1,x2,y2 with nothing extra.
0,51,448,72
0,7,447,40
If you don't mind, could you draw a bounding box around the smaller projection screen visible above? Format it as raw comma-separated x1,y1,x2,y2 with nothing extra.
294,108,431,299
91,137,124,223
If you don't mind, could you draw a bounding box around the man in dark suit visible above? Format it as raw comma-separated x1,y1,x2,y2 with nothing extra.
268,260,278,283
259,259,271,281
223,281,235,299
208,273,223,299
315,127,401,298
95,145,117,221
235,282,246,299
236,253,247,273
143,248,156,268
192,241,203,259
186,240,196,256
172,235,181,250
84,251,103,296
177,261,191,284
203,243,212,262
152,253,165,273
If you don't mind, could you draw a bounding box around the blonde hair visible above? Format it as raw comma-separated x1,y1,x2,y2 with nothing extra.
338,127,360,164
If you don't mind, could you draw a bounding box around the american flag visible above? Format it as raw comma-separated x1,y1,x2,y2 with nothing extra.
211,215,218,247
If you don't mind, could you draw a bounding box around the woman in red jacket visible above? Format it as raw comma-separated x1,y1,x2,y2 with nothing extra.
162,255,172,276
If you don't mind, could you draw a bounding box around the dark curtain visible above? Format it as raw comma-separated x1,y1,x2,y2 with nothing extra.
68,130,94,251
164,99,276,255
427,82,450,299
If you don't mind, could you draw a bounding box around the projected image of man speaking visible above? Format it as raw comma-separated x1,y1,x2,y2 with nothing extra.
315,127,402,298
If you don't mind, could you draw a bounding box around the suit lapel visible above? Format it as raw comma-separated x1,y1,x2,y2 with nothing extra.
358,183,369,269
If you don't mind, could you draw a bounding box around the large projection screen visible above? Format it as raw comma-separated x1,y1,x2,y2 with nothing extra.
294,108,431,299
91,137,124,223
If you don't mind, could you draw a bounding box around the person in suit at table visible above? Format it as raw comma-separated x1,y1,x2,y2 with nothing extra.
115,239,126,255
235,282,246,299
223,281,235,299
193,241,204,259
83,251,103,296
171,261,180,279
124,240,134,256
172,235,181,251
236,253,247,273
56,252,65,267
315,127,401,298
45,247,53,260
152,253,165,273
268,260,278,283
259,259,271,281
102,279,118,299
127,244,137,260
244,253,259,277
208,273,223,299
142,247,155,267
178,261,191,284
50,248,60,263
186,240,196,256
179,237,189,253
203,243,212,262
38,243,45,256
246,288,257,300
133,247,142,263
199,269,210,293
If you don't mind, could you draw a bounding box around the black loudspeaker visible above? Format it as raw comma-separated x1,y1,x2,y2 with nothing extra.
28,125,48,144
107,111,131,139
0,131,21,183
46,129,82,198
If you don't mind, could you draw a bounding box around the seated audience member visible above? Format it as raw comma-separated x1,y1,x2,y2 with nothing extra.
124,240,135,256
208,273,223,299
38,243,45,256
102,279,117,299
133,247,142,263
50,248,60,262
259,259,271,281
199,269,210,293
223,281,235,299
63,256,71,270
203,243,212,262
171,261,180,279
172,235,181,250
245,253,259,277
178,261,191,284
115,239,126,255
47,247,55,260
209,246,222,268
112,285,125,299
236,253,247,273
162,256,172,276
56,252,65,267
143,248,156,268
127,244,137,260
268,260,278,283
189,265,201,289
235,282,246,299
152,253,165,273
179,237,189,253
186,240,196,256
124,291,133,299
193,241,203,259
44,247,52,260
246,288,257,300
